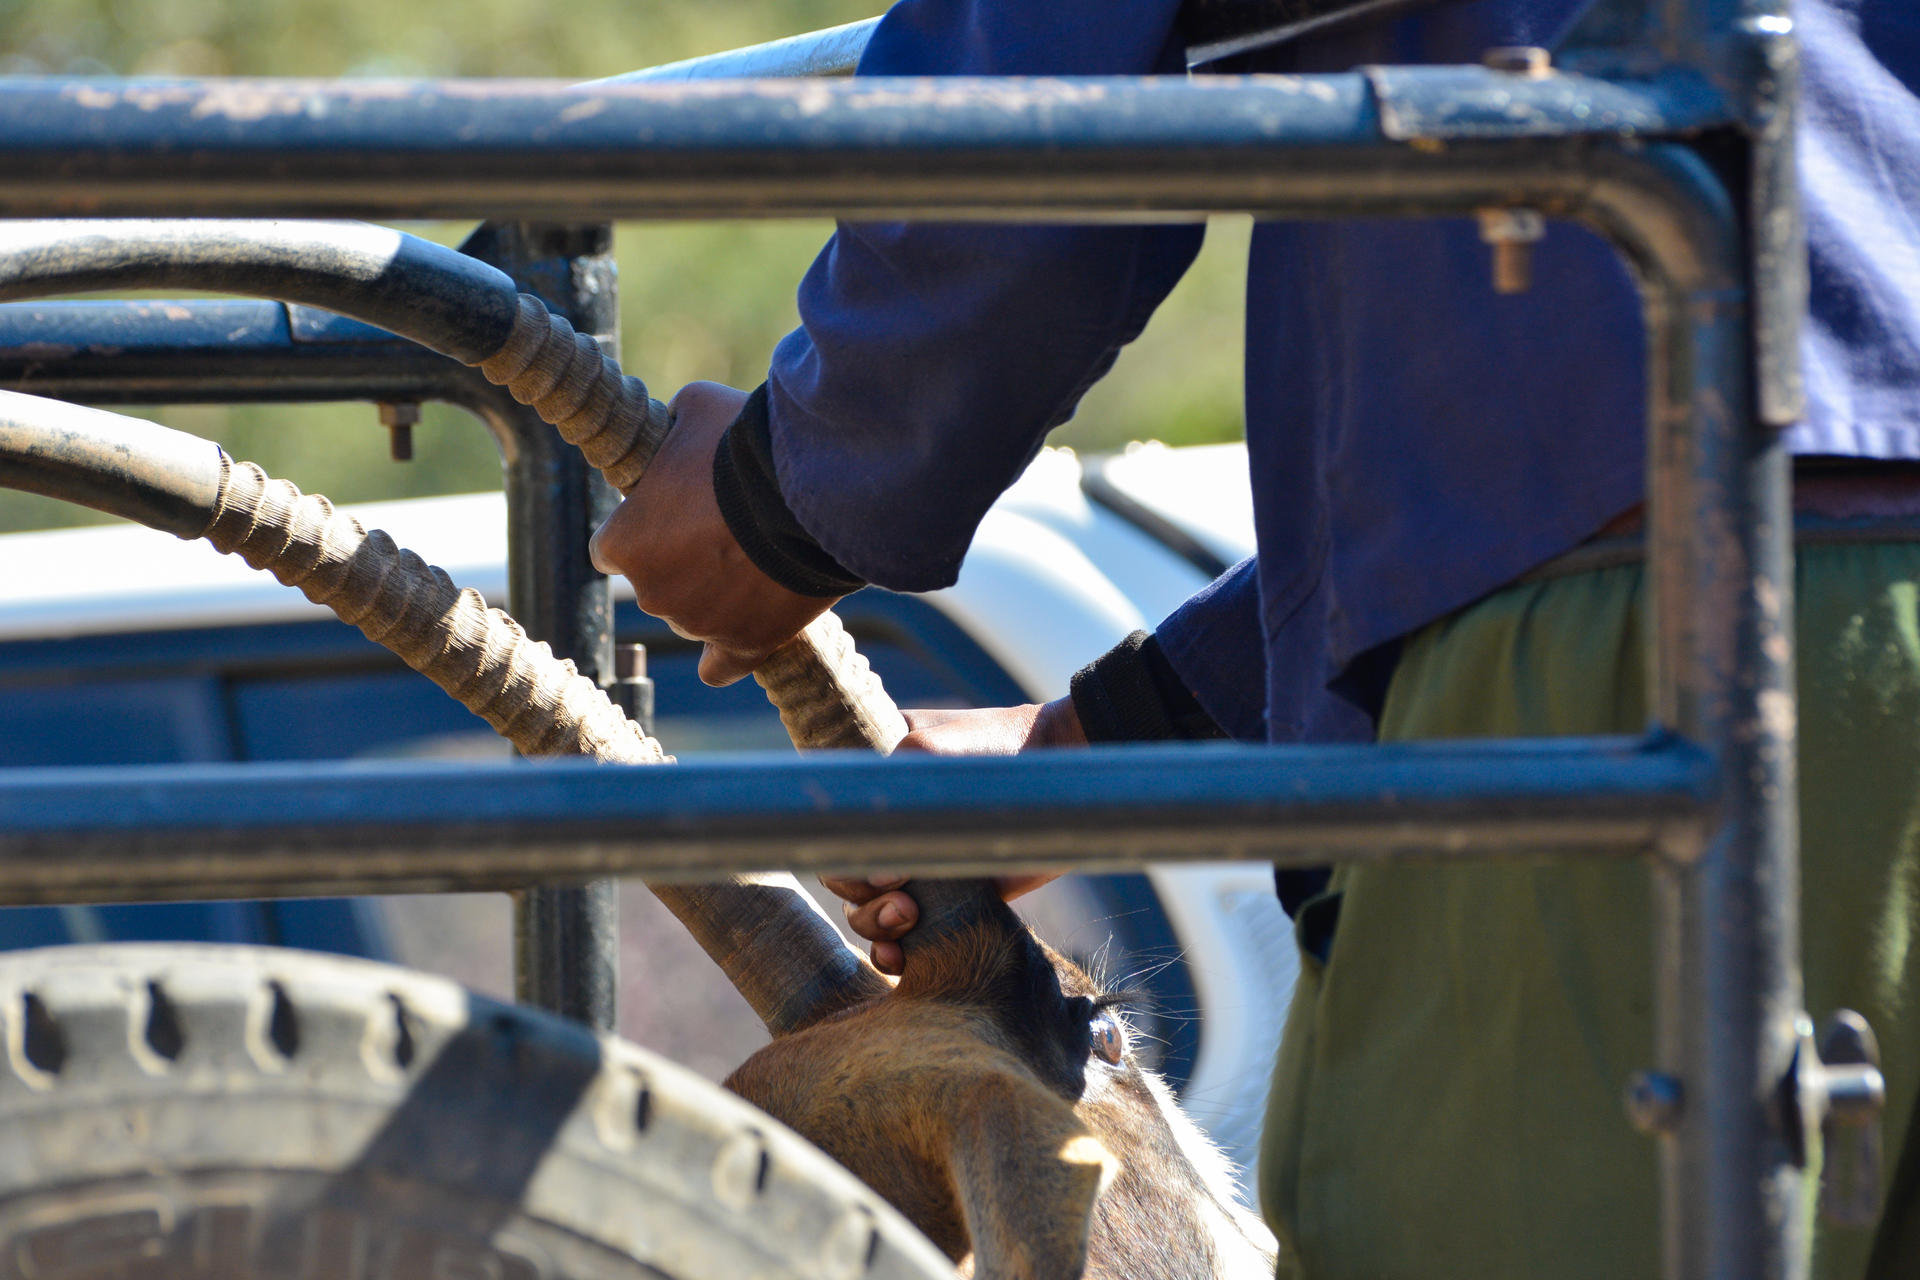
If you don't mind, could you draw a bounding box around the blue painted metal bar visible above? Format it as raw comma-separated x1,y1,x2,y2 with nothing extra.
1630,4,1805,1274
0,299,460,405
0,71,1734,222
0,736,1713,904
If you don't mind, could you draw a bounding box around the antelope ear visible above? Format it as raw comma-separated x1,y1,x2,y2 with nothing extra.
946,1073,1117,1280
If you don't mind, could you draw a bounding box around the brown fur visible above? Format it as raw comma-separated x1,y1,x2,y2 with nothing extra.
724,900,1276,1280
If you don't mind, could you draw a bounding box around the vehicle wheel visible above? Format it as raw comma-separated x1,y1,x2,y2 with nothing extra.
0,944,954,1280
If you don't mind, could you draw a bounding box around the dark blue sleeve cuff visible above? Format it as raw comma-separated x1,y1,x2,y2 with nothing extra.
712,384,867,599
1069,631,1227,743
1153,557,1269,742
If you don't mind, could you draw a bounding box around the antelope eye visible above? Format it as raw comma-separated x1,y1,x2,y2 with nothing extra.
1089,1013,1125,1065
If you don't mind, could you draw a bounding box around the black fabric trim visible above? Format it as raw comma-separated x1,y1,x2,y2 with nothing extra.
712,383,866,599
1288,885,1343,962
1069,631,1228,744
1274,867,1335,922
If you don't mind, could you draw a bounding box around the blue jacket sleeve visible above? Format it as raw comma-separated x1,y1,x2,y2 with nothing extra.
1153,557,1269,742
765,0,1203,592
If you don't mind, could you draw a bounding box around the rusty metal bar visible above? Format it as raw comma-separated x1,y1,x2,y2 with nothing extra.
1638,2,1805,1274
0,73,1732,223
479,222,624,1035
0,736,1713,903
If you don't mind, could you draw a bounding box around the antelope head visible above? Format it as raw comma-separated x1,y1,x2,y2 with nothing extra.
721,877,1279,1280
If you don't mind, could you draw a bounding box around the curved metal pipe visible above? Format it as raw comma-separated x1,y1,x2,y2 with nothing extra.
0,220,519,363
0,392,225,537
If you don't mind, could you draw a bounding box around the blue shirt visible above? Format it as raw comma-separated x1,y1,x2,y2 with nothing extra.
764,0,1920,743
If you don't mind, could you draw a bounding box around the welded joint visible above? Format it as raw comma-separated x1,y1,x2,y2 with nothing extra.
1649,815,1713,867
1641,729,1716,867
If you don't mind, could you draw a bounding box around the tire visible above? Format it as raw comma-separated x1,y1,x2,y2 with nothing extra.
0,944,954,1280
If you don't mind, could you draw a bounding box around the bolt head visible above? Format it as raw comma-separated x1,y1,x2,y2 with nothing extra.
615,643,649,681
1476,208,1547,245
1625,1071,1685,1134
377,401,422,428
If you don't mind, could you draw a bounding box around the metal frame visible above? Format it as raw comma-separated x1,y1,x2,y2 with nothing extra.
0,225,628,1029
0,736,1715,894
0,0,1839,1274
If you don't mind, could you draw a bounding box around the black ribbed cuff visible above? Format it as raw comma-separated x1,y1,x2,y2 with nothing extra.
712,383,866,599
1069,631,1227,743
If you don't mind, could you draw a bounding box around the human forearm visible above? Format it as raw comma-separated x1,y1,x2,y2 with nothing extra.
756,0,1202,590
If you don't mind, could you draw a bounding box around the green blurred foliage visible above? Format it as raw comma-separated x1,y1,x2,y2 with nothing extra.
0,0,1247,533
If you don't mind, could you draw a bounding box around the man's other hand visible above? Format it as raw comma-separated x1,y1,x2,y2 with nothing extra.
589,381,839,687
823,699,1086,973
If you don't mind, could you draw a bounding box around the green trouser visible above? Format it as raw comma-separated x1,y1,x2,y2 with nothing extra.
1262,541,1920,1280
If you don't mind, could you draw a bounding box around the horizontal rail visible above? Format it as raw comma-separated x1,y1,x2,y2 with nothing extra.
0,736,1713,903
0,299,463,405
0,71,1729,221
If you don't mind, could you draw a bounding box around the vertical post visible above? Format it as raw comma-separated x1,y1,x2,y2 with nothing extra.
1641,176,1805,1278
472,221,624,1033
1636,5,1809,1275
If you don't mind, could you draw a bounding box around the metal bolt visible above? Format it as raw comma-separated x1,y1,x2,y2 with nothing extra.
377,401,419,462
1823,1063,1887,1124
1820,1008,1887,1123
1625,1070,1685,1134
1482,46,1552,77
612,642,655,736
1477,208,1547,295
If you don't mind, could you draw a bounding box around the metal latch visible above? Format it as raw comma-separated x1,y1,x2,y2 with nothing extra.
1810,1011,1885,1227
1779,1009,1887,1228
1633,1009,1887,1229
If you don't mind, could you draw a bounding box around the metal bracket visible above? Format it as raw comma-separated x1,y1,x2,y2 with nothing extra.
1780,1009,1886,1228
1815,1011,1887,1227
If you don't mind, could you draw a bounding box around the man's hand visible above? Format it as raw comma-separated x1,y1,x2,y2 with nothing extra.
589,381,839,686
824,699,1086,973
